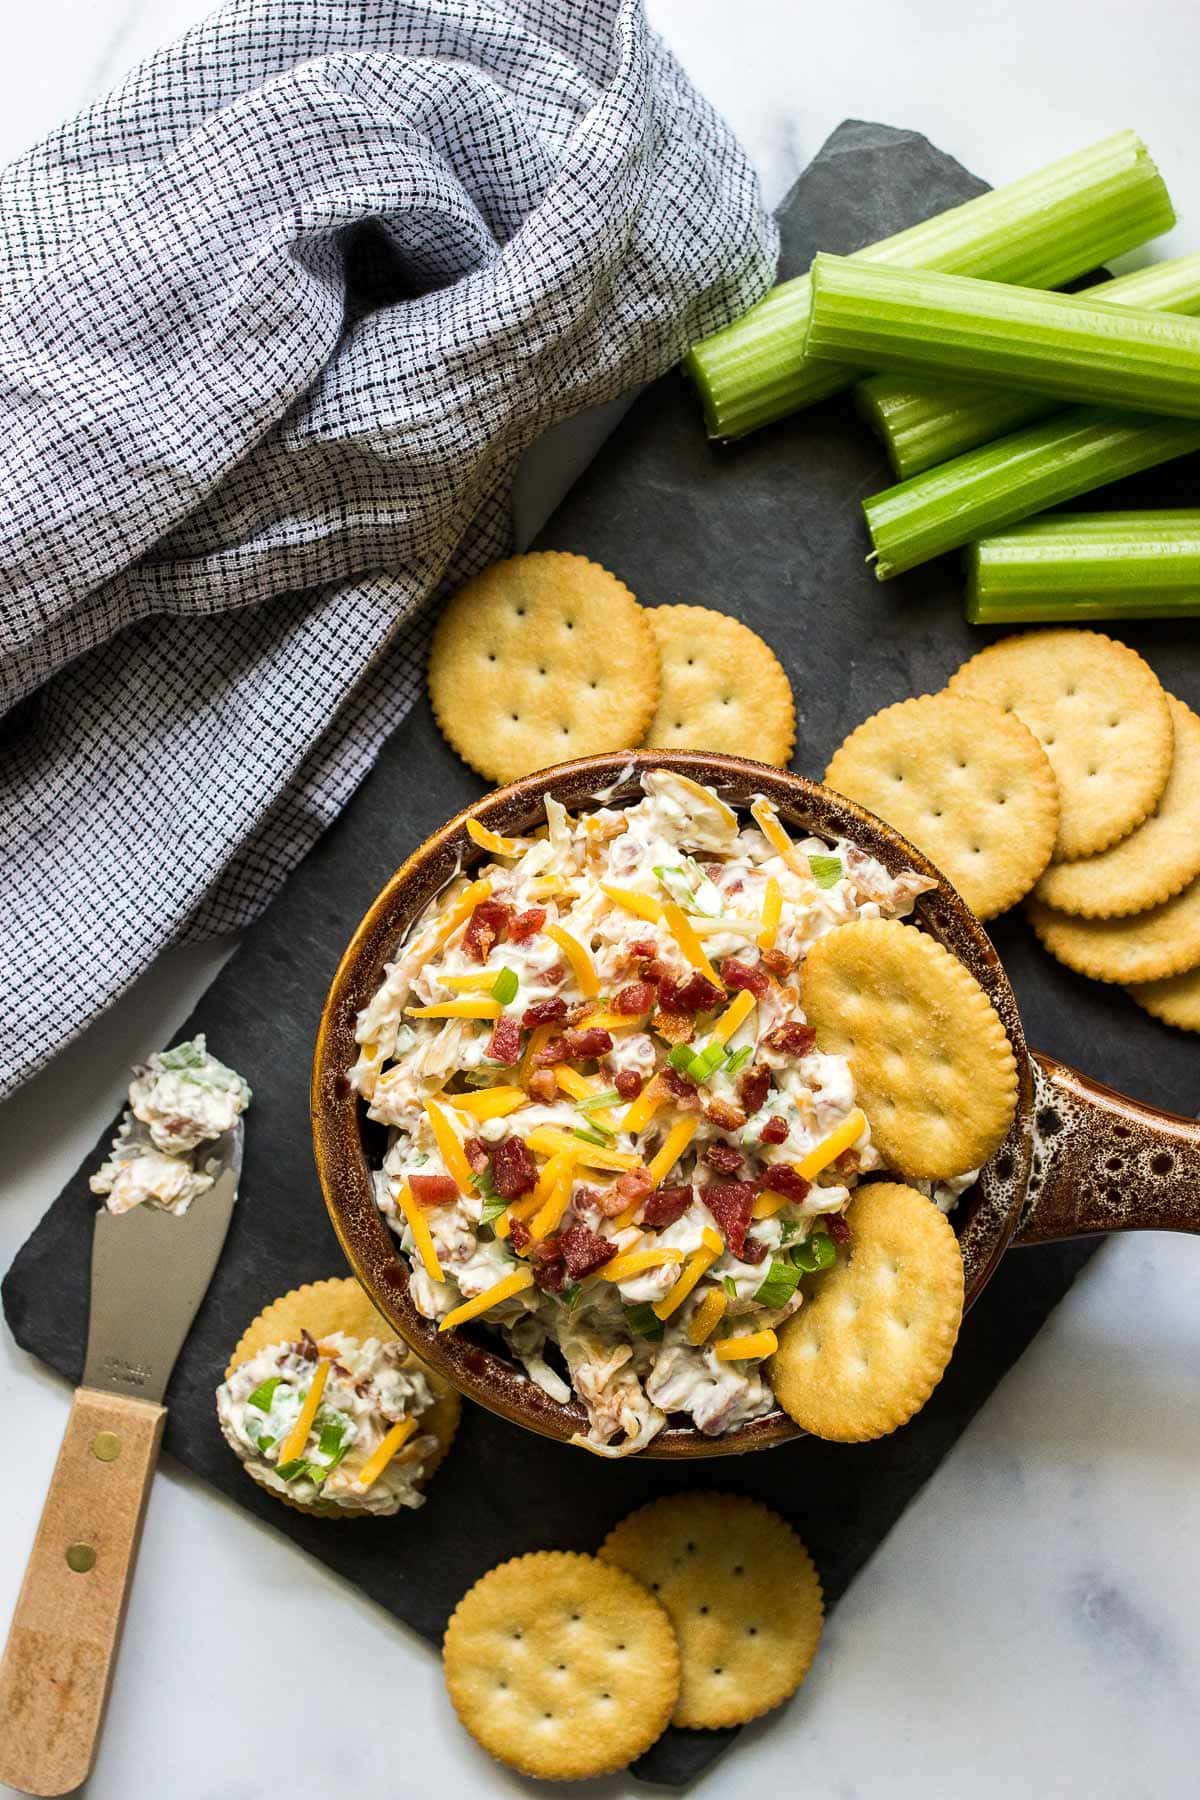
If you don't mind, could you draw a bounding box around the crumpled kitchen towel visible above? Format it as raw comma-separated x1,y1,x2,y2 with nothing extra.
0,0,776,1098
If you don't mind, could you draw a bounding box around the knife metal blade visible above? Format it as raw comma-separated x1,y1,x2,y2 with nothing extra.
82,1120,243,1401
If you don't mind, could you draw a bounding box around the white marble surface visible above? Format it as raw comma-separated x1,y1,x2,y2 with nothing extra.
2,3,1200,1796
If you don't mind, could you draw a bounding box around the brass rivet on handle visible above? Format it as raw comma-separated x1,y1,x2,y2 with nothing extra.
66,1543,97,1574
92,1431,121,1462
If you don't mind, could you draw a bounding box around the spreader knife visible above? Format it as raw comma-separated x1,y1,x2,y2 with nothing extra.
0,1122,242,1798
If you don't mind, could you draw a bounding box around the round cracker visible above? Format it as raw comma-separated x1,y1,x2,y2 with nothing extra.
225,1279,461,1514
641,604,796,764
824,692,1058,918
770,1182,964,1441
428,552,659,783
946,629,1172,860
442,1551,679,1779
1034,695,1200,918
799,917,1018,1179
1027,873,1200,985
599,1493,823,1729
1127,966,1200,1033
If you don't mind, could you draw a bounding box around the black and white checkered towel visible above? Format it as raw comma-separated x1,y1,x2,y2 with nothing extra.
0,0,776,1096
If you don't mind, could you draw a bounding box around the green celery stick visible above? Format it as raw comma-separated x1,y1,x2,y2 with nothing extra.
864,409,1200,580
857,253,1200,478
685,130,1173,440
967,510,1200,622
805,256,1200,419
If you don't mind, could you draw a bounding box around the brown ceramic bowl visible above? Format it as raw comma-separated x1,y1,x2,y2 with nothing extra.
312,750,1200,1458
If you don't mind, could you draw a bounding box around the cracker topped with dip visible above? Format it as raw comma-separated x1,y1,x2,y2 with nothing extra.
350,769,1006,1453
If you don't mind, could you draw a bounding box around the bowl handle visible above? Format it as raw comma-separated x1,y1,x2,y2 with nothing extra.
1014,1052,1200,1246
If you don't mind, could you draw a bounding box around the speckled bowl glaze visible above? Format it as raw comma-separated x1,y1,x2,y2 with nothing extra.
312,750,1200,1459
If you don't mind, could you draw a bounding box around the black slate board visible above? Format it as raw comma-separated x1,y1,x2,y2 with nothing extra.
6,121,1199,1790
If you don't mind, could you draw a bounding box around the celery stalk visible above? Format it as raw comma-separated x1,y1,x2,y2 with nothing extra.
805,256,1200,419
857,253,1200,478
685,131,1174,439
864,409,1200,580
967,511,1200,622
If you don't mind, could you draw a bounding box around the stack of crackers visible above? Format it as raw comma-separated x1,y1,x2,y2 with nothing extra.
824,629,1200,1033
428,551,797,778
442,1493,824,1780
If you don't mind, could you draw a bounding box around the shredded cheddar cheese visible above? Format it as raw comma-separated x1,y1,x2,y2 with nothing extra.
276,1359,330,1467
758,875,782,949
526,1125,641,1172
686,1288,727,1345
444,1086,529,1121
619,1077,667,1135
432,877,492,951
355,1415,417,1490
713,1329,778,1362
653,1233,723,1321
794,1108,867,1180
646,1116,699,1187
396,1182,445,1283
406,999,502,1021
710,988,756,1045
424,1100,475,1194
465,817,522,856
660,901,721,986
598,1246,685,1282
545,922,600,997
438,1266,534,1332
750,797,803,873
599,882,664,923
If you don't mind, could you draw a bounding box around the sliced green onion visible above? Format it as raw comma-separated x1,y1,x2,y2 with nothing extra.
462,1066,506,1088
967,510,1200,622
668,1044,697,1073
491,967,519,1005
157,1039,207,1071
625,1303,667,1341
577,1088,621,1112
480,1193,509,1226
572,1125,613,1148
753,1257,802,1309
791,1232,838,1273
317,1418,346,1459
654,864,697,909
276,1457,318,1483
864,407,1200,579
684,131,1174,439
246,1376,281,1412
724,1045,754,1076
777,1218,804,1246
560,1281,584,1310
256,1434,275,1451
472,1163,499,1201
723,1275,739,1300
807,853,843,889
690,1041,729,1082
806,255,1200,419
856,252,1200,479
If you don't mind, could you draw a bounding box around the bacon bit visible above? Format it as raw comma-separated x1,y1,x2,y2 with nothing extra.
591,1184,630,1220
720,958,770,999
526,1068,558,1104
738,1065,771,1118
509,906,546,942
297,1329,319,1362
508,1217,532,1253
835,1148,862,1175
543,962,567,985
559,1224,618,1279
408,1173,460,1207
614,1168,654,1209
764,1021,817,1056
629,938,658,960
704,1141,744,1175
740,1234,769,1265
463,1136,490,1174
533,1026,614,1069
760,947,794,979
529,1238,567,1293
613,981,654,1016
486,1017,522,1065
755,1165,811,1204
826,1213,852,1246
522,996,567,1028
490,1136,537,1198
613,1069,644,1101
660,1066,701,1106
653,1007,695,1045
701,1182,757,1257
563,1000,600,1028
463,899,512,963
643,958,674,986
704,1097,746,1131
660,972,724,1014
760,1115,790,1146
641,1184,693,1228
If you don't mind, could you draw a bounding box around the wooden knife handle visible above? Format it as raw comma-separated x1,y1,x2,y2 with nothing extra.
0,1388,166,1797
